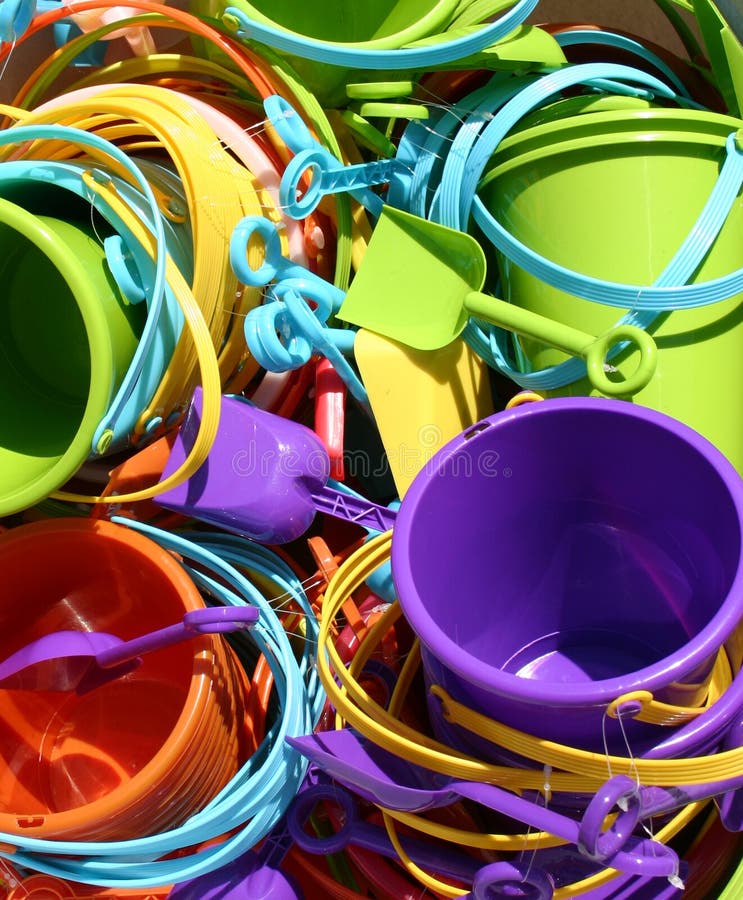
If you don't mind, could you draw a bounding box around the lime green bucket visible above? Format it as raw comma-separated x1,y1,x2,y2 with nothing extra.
478,108,743,472
0,198,143,515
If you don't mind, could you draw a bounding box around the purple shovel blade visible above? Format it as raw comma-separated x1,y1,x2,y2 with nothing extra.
0,606,258,693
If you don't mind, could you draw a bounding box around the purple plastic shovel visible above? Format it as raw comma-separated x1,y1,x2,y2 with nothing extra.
0,606,259,693
156,388,397,543
286,730,680,879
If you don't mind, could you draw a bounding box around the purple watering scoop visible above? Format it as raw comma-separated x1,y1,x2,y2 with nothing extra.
286,730,680,880
156,388,396,543
0,606,259,693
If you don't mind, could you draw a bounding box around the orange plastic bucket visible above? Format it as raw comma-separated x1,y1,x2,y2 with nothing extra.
0,518,247,840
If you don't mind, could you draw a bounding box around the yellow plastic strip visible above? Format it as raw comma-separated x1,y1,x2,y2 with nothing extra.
317,536,743,790
383,799,707,899
317,536,602,792
606,653,730,726
9,85,274,431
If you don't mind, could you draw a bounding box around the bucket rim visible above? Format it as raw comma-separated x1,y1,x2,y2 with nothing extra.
481,107,743,186
221,0,459,50
0,199,116,516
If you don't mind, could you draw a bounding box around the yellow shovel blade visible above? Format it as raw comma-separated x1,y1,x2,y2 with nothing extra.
355,329,493,497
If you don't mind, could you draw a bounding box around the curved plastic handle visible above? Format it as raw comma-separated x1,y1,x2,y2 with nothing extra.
287,782,482,882
464,292,658,396
244,301,314,372
584,324,658,396
229,214,345,310
452,780,677,876
266,94,389,218
182,605,260,634
553,29,691,98
471,861,554,900
281,147,394,218
230,214,289,287
577,775,642,863
264,94,317,156
223,0,538,70
104,234,147,305
287,782,359,854
271,282,369,405
65,2,160,56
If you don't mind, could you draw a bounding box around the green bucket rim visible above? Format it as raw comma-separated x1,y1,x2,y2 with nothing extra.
0,198,116,515
481,107,743,185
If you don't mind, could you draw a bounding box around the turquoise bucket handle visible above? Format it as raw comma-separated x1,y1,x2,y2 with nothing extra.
223,0,537,70
553,28,694,100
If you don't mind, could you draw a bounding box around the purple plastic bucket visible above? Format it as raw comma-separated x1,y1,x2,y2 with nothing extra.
391,397,743,754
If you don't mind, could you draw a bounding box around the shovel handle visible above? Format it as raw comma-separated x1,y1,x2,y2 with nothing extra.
464,292,657,396
95,606,259,668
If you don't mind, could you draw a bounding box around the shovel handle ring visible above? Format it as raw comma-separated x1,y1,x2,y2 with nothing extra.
472,861,554,899
577,775,642,863
584,324,657,396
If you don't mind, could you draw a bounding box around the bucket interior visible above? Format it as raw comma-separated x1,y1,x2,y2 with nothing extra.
0,526,201,818
395,404,742,692
0,205,144,511
0,219,92,463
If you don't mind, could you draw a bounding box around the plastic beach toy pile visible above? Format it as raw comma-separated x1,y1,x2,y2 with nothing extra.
1,0,743,896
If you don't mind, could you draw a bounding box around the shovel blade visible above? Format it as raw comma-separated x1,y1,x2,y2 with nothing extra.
694,0,743,115
338,206,487,351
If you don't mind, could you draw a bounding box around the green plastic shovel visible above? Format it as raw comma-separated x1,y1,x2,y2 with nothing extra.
338,206,657,397
693,0,743,117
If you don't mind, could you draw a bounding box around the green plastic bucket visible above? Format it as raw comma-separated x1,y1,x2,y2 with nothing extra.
0,198,143,515
478,108,743,472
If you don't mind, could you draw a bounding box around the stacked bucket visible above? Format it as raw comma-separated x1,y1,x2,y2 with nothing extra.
1,0,743,897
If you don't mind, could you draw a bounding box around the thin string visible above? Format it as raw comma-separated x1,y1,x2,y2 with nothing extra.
615,707,641,789
0,34,16,83
519,764,551,885
86,181,106,247
414,84,495,127
602,708,687,888
601,709,615,780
